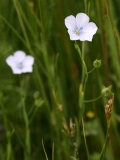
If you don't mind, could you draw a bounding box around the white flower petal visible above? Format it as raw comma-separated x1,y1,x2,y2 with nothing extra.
64,13,98,42
65,15,76,31
6,56,16,67
14,50,26,63
83,22,98,34
11,67,22,74
76,13,89,28
22,66,33,73
23,56,34,66
68,30,80,40
79,34,93,41
6,50,34,74
79,22,98,41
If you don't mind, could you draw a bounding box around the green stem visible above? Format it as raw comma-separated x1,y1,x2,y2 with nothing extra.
75,41,88,121
21,93,31,160
52,143,54,160
0,15,25,44
84,0,88,14
75,41,89,153
84,94,103,103
38,0,55,108
87,67,95,74
79,42,88,121
82,118,90,160
81,42,88,93
29,108,37,125
82,42,85,59
42,140,49,160
99,127,110,160
19,75,31,160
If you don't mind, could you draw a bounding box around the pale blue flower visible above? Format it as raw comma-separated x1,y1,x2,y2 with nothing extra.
65,13,98,41
6,50,34,74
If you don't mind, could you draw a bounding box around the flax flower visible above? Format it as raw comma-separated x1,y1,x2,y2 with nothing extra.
6,50,34,74
65,13,98,41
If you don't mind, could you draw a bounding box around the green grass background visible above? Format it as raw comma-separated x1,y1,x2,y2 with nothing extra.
0,0,120,160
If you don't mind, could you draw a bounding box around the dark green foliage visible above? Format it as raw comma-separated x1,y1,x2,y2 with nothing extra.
0,0,120,160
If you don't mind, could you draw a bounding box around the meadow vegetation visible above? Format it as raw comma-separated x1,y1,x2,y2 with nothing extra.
0,0,120,160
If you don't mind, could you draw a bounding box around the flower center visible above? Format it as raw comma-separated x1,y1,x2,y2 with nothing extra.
75,29,80,35
17,62,23,69
75,27,83,35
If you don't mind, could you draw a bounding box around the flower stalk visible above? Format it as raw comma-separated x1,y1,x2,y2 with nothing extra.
65,11,98,159
20,76,31,160
21,90,31,160
75,42,88,123
82,118,90,160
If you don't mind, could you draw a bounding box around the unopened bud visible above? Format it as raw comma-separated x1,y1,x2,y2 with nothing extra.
93,59,101,68
101,85,113,97
33,91,39,99
34,98,44,108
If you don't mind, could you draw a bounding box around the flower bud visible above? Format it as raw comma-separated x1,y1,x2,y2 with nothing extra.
33,91,39,99
93,59,101,68
34,98,44,108
101,85,113,97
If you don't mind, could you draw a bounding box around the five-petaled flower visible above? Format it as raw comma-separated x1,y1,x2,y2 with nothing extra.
64,13,98,41
6,50,34,74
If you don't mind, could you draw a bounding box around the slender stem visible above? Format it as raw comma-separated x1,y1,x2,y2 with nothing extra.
21,93,31,160
84,95,103,103
99,127,110,160
82,118,90,160
0,15,25,44
29,108,37,125
80,42,88,119
52,143,54,160
38,0,55,108
6,140,12,160
42,140,49,160
28,103,35,116
82,42,85,60
84,0,88,14
19,75,31,160
75,41,89,156
81,42,88,93
87,67,95,74
75,41,88,122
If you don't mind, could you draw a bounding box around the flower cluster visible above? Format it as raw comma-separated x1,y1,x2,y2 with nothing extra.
6,50,34,74
64,13,98,41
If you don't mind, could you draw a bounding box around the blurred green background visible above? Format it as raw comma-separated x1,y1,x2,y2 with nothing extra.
0,0,120,160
